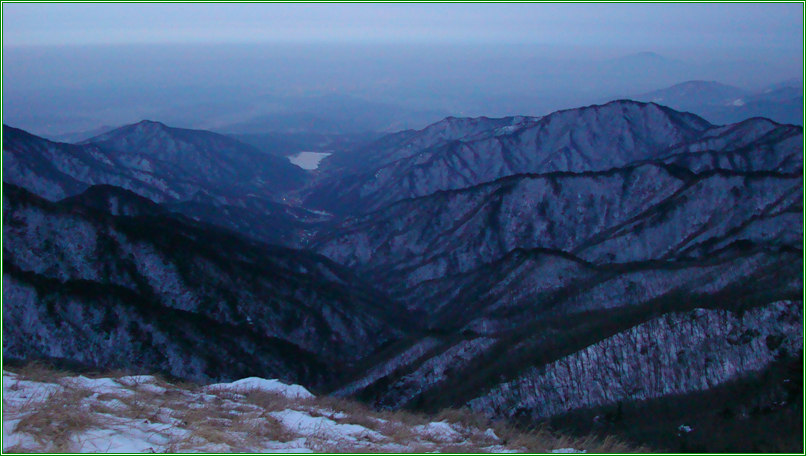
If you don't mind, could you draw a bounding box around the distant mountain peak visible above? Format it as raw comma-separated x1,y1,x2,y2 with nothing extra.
671,80,730,88
132,119,169,130
630,81,748,112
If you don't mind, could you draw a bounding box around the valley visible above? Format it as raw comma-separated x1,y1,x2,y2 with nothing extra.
2,98,802,453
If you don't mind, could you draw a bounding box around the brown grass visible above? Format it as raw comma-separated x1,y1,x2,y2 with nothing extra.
375,419,419,446
492,422,653,453
379,407,430,427
5,361,71,383
8,384,111,452
240,388,296,413
166,386,300,452
3,362,655,453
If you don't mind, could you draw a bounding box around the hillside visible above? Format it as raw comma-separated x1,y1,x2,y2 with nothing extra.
3,99,802,453
3,182,411,386
2,363,644,453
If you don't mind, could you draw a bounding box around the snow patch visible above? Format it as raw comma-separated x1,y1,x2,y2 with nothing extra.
205,377,314,399
3,369,590,453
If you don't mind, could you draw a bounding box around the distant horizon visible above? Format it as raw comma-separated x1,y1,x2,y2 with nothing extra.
3,7,802,137
2,41,803,64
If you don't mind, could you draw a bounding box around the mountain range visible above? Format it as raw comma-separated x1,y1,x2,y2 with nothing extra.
307,100,799,215
620,79,803,126
3,181,411,386
2,99,802,451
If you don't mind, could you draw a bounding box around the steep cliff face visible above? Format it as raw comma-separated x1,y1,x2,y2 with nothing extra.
2,183,411,385
467,301,803,421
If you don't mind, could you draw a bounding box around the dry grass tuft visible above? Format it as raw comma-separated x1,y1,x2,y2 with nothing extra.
375,419,418,446
433,407,490,429
379,407,430,427
7,361,71,383
166,387,299,452
490,421,652,453
240,388,295,412
10,385,112,452
3,362,655,453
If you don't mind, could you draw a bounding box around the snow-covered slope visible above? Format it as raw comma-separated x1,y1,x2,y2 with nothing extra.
3,124,325,246
321,115,541,176
2,125,179,202
4,122,308,204
161,189,333,248
81,120,307,197
305,101,711,214
4,99,801,443
625,80,803,126
3,183,411,385
340,297,802,421
314,163,801,291
655,118,803,173
311,105,801,420
305,101,801,215
3,368,601,453
467,301,802,420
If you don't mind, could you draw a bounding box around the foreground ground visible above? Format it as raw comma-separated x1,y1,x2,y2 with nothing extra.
2,363,648,453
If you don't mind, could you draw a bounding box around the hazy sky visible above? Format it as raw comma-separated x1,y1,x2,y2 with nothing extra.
3,3,803,51
3,3,803,136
